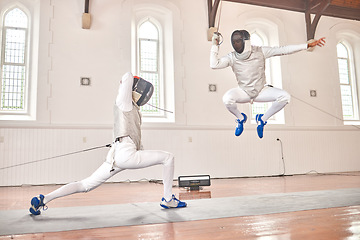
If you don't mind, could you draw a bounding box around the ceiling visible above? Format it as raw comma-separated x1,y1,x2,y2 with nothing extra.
223,0,360,21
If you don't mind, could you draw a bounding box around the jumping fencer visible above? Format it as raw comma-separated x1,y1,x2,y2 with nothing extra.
29,72,187,215
211,30,325,138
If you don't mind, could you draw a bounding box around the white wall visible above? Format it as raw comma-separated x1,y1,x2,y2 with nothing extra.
0,0,360,186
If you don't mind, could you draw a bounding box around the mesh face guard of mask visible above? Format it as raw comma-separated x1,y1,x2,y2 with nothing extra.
231,30,251,54
132,76,154,106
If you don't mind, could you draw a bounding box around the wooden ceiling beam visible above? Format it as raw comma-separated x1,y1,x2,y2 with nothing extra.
207,0,359,41
324,5,360,21
309,0,324,10
222,0,360,20
223,0,305,12
208,0,221,28
305,0,331,40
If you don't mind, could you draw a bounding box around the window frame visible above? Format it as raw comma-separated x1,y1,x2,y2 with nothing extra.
0,7,29,113
137,19,164,117
132,10,176,123
0,3,37,121
336,41,359,121
131,2,178,123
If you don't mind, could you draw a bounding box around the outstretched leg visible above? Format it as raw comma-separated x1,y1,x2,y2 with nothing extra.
30,146,122,215
44,161,121,204
45,145,122,205
29,161,121,215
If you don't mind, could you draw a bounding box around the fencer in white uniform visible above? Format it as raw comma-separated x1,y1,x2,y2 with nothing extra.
210,30,325,138
29,72,186,215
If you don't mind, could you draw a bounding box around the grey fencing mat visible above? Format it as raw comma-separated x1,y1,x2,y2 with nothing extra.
1,188,359,236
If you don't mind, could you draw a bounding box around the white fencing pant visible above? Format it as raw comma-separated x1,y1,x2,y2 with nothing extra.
44,137,174,204
222,86,291,122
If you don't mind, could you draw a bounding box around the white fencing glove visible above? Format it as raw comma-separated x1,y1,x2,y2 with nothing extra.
212,33,221,46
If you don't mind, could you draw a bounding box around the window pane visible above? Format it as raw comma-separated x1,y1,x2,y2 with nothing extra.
340,85,354,119
337,58,349,84
138,21,161,115
337,42,358,120
139,21,158,40
252,102,269,115
4,28,26,64
1,8,28,113
4,8,28,28
337,43,348,58
140,39,158,72
1,65,26,110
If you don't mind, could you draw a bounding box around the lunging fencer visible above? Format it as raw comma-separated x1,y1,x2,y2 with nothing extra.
210,30,326,138
29,72,187,215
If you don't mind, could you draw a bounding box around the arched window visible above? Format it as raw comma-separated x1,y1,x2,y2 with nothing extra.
0,8,28,112
132,4,177,122
137,20,162,116
250,32,274,121
337,42,359,120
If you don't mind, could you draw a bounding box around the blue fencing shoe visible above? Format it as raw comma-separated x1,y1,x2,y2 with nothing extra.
256,114,267,139
235,113,247,136
160,194,187,209
29,194,47,215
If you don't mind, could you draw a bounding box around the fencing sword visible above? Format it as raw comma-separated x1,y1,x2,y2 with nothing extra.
0,144,111,170
1,104,173,170
146,103,173,113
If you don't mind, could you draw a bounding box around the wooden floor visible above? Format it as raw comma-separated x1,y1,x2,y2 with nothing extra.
1,172,359,239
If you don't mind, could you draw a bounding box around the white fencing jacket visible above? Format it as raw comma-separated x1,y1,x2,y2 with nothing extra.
114,72,142,150
210,43,308,98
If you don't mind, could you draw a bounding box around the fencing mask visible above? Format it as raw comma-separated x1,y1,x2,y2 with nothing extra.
132,76,154,106
231,30,251,60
